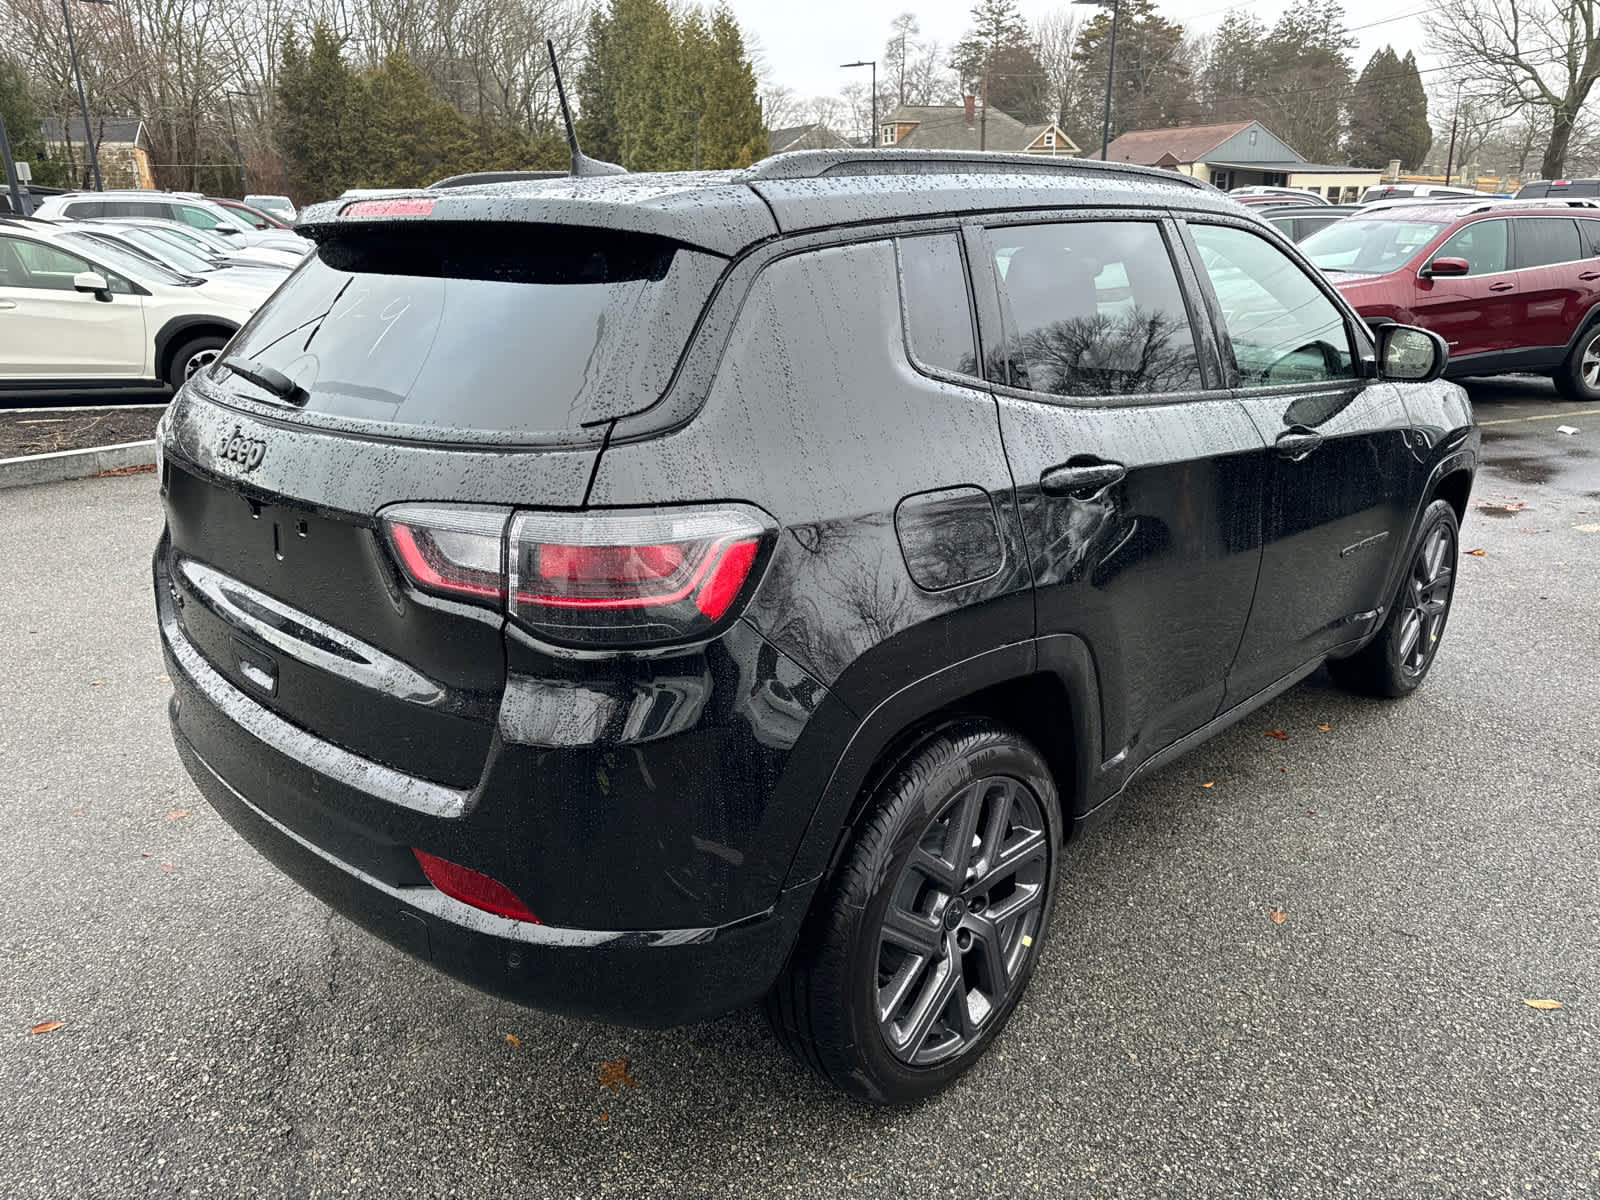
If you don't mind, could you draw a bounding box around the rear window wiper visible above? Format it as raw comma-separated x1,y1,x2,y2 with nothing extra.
217,355,309,406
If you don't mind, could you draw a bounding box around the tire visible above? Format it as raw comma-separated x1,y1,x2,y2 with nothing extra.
1328,498,1460,698
1553,323,1600,403
166,335,228,391
764,719,1062,1104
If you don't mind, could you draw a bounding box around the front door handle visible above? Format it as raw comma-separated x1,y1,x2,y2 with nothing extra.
1275,428,1325,460
1580,271,1600,281
1040,461,1127,496
1488,282,1515,292
0,300,16,310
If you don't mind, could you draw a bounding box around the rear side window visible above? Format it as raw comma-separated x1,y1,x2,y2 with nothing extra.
988,220,1204,398
1435,219,1508,275
897,234,978,377
65,201,106,219
1513,218,1582,268
177,204,230,230
214,223,721,441
1579,219,1600,257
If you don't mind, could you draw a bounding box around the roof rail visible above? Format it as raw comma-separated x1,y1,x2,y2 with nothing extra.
743,149,1208,189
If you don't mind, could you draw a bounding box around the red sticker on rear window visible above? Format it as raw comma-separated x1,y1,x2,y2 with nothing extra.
341,197,435,218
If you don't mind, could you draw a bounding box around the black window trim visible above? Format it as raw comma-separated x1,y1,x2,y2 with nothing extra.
893,232,986,389
1172,212,1374,393
966,210,1227,410
1508,213,1585,271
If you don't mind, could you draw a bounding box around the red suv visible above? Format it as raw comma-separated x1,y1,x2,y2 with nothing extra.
1299,202,1600,400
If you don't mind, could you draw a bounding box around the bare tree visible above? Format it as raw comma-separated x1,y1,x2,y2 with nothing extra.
1033,8,1079,127
1425,0,1600,178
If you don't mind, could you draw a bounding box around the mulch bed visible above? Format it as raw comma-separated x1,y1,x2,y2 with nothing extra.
0,407,163,459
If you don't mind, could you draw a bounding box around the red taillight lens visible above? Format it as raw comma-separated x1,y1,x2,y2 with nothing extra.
342,197,435,218
412,849,539,922
382,505,510,602
379,503,771,647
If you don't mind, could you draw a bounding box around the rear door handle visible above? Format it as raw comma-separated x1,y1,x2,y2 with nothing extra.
1580,271,1600,281
1488,282,1515,292
1275,428,1324,460
0,300,16,310
1040,461,1127,496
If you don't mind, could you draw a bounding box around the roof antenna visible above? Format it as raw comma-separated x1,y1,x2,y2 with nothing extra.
546,39,627,178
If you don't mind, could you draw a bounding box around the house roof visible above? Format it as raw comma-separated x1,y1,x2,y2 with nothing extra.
42,116,144,146
766,124,849,154
1208,160,1378,175
1097,121,1256,166
886,104,1074,155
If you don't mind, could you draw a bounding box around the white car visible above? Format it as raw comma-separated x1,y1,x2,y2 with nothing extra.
32,190,310,256
0,218,263,393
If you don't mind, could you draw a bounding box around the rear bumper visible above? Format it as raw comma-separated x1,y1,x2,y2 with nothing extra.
169,716,807,1026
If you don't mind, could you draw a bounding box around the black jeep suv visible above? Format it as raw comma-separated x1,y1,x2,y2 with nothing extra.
153,151,1477,1103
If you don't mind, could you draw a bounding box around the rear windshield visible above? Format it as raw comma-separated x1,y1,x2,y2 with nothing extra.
209,223,719,441
1299,217,1448,274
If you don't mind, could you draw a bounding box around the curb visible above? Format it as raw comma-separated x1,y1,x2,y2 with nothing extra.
0,440,157,490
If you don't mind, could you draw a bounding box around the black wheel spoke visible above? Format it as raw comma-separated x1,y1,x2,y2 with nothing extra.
944,781,987,879
974,825,1047,893
880,900,943,960
901,944,961,1061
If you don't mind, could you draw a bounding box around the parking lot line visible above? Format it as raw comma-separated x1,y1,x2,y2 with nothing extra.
1477,407,1600,427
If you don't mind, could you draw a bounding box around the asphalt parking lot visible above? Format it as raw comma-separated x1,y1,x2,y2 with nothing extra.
2,379,1597,1199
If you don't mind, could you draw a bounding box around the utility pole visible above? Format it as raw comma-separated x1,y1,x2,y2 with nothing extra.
1443,81,1465,186
0,115,27,216
224,90,249,194
1074,0,1120,160
841,60,876,148
61,0,113,190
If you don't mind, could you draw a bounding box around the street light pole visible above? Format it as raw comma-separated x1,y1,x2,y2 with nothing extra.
681,108,700,170
60,0,113,191
224,90,249,194
1443,81,1465,186
1074,0,1120,160
841,60,876,148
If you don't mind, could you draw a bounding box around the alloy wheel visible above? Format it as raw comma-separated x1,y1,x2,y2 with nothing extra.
184,348,221,380
1582,332,1600,390
1397,520,1455,676
875,776,1049,1066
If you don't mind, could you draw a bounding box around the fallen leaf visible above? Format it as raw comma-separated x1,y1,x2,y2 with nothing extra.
1201,781,1215,789
28,1021,64,1035
1524,998,1562,1011
90,680,104,687
166,809,189,820
1316,724,1330,732
71,810,83,817
598,1110,609,1122
504,1033,521,1048
1268,908,1288,924
155,674,170,682
140,851,152,858
1466,548,1487,556
1575,523,1600,533
1264,728,1289,740
598,1058,638,1092
159,863,175,874
1307,810,1317,816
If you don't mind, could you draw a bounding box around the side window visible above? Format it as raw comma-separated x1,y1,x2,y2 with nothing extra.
177,204,228,230
897,234,979,378
65,200,106,219
989,220,1205,398
104,201,147,219
1435,219,1508,275
1513,218,1582,269
1189,222,1355,387
4,237,95,291
1579,219,1600,258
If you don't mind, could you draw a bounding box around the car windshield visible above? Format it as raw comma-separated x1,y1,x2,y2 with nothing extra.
208,204,259,233
119,229,218,273
1299,218,1449,274
211,223,722,442
60,232,192,285
144,225,227,258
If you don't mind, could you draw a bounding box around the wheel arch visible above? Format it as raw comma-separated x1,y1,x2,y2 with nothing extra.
154,316,240,383
779,635,1103,898
1431,466,1473,523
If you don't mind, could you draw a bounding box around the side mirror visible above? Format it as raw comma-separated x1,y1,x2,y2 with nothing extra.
72,271,110,301
1377,323,1448,382
1422,256,1470,278
213,225,242,237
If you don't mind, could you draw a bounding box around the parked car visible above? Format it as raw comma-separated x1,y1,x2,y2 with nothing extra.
1515,178,1600,199
1360,183,1491,204
153,150,1477,1104
57,221,290,290
100,217,304,271
1262,204,1361,241
1299,199,1600,398
1230,185,1330,205
213,196,293,230
31,190,309,255
244,193,298,222
0,217,261,392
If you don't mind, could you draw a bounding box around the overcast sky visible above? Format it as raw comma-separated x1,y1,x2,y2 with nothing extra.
731,0,1434,113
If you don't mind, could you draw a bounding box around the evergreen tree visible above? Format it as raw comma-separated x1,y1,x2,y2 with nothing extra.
951,0,1042,112
276,25,370,200
1200,13,1268,124
699,7,767,166
1258,0,1354,162
1072,0,1192,145
0,57,68,188
362,50,480,188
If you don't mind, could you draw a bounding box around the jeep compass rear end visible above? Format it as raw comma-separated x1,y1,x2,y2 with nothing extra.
156,153,1476,1103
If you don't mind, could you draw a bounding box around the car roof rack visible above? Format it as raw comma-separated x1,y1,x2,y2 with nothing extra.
743,149,1208,190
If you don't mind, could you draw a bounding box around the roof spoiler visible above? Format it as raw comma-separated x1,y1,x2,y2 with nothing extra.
546,40,626,179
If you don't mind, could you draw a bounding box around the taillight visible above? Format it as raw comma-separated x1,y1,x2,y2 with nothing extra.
379,502,772,648
342,196,435,218
412,849,539,922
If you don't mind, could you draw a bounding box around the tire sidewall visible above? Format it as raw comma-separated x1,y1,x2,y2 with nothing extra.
1383,499,1460,693
1559,326,1600,400
167,337,227,391
835,729,1063,1103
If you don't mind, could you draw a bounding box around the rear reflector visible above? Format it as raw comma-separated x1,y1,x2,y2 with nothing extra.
342,197,436,218
379,502,773,649
412,849,540,922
